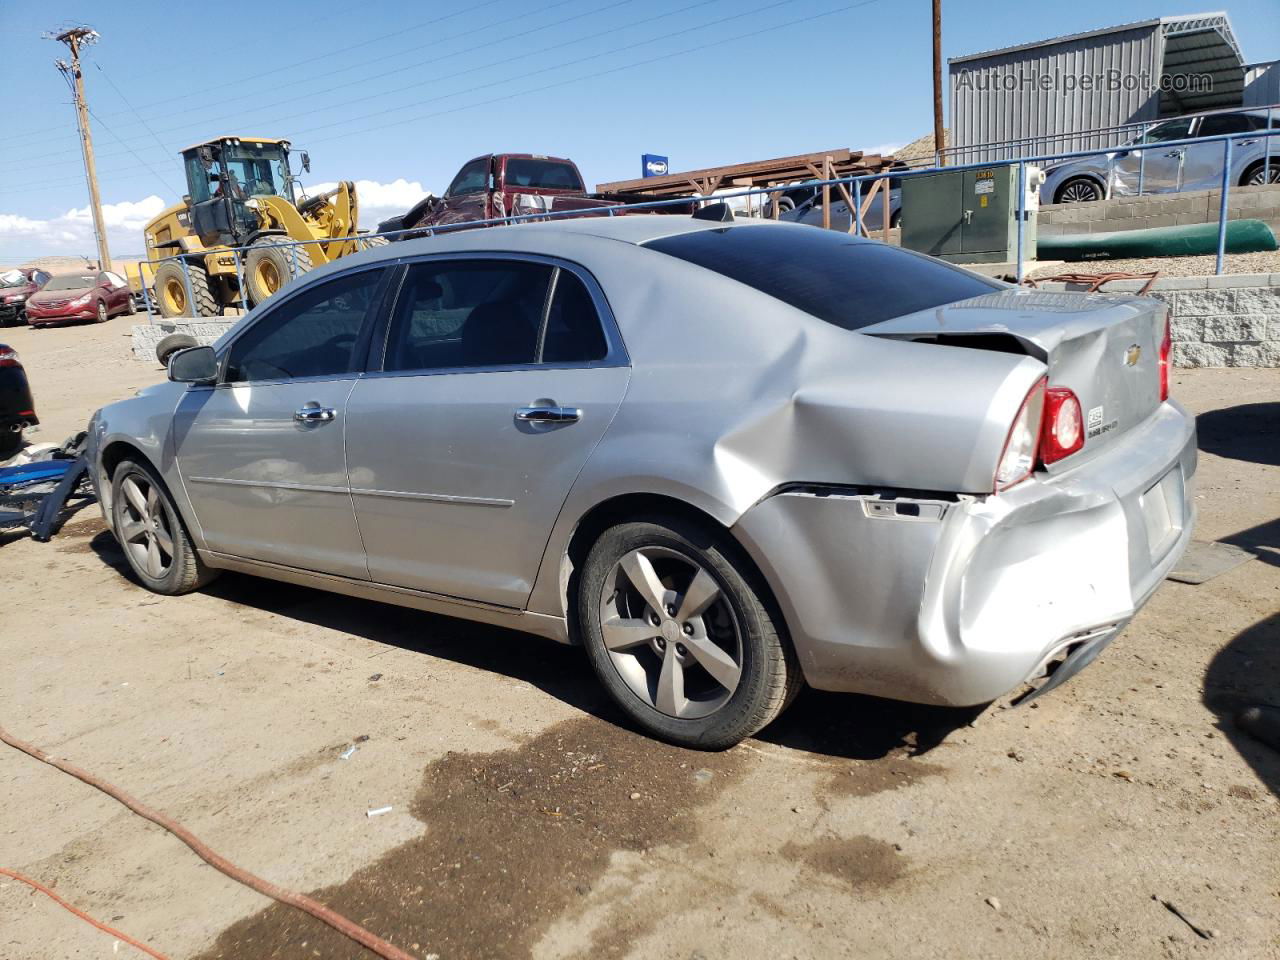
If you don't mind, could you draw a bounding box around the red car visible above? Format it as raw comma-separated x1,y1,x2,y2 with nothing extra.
25,270,133,327
0,267,52,326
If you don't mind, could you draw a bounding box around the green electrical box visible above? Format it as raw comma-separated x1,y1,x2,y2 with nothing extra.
900,166,1040,264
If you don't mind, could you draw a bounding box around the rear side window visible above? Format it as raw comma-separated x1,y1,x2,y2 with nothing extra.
541,271,607,363
503,158,583,191
225,268,385,382
385,260,552,371
645,226,999,331
1197,114,1257,136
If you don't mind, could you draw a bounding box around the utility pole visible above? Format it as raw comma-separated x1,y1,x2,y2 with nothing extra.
932,0,945,165
52,26,111,269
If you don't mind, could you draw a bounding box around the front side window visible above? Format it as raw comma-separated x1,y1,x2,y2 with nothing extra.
385,260,552,371
446,159,490,198
225,268,385,382
645,226,1000,331
103,271,127,288
1142,118,1195,143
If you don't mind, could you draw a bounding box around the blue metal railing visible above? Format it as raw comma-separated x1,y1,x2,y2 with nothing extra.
134,125,1277,320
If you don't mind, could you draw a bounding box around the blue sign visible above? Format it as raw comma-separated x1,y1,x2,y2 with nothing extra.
642,154,669,178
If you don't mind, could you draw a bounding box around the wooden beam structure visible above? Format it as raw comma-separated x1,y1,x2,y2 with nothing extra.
597,147,895,199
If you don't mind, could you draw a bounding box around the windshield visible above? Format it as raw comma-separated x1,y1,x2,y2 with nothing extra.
223,142,291,199
645,226,1000,331
0,270,24,287
504,158,583,191
44,274,97,291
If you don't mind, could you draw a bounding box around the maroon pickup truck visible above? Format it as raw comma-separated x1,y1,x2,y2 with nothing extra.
381,154,620,237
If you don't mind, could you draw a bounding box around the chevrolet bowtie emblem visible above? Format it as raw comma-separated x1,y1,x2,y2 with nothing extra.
1124,344,1142,366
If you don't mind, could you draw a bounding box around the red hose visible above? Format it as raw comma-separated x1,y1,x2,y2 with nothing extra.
0,725,417,960
0,867,171,959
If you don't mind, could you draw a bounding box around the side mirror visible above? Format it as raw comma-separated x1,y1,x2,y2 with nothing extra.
168,345,218,384
301,151,311,173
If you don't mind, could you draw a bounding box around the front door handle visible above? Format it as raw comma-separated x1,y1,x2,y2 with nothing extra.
1163,149,1184,158
516,405,581,424
294,402,336,423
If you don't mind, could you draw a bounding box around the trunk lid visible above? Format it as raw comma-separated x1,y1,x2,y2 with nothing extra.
860,288,1167,465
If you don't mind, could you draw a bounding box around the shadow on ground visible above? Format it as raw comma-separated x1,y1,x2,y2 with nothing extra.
1196,402,1280,467
1203,611,1280,798
87,529,979,761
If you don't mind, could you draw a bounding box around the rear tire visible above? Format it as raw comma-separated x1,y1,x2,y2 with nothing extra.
579,515,800,750
1241,161,1280,187
155,332,198,366
154,260,218,318
245,238,312,307
110,458,217,595
1055,177,1103,204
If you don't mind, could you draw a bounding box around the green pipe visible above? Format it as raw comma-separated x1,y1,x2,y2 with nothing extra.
1038,219,1277,262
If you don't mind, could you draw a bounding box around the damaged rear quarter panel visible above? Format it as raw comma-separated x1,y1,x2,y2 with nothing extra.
525,239,1046,617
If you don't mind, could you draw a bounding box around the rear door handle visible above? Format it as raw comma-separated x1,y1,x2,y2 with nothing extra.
294,402,336,423
516,405,581,424
1164,150,1184,158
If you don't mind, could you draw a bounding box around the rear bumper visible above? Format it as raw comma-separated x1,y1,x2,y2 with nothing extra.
733,400,1197,706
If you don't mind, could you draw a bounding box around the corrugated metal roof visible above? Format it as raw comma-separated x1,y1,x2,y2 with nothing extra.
1244,61,1280,108
949,11,1234,65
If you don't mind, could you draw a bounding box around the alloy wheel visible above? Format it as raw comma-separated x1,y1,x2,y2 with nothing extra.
97,301,107,323
118,473,175,580
598,546,743,720
1246,166,1280,186
1059,180,1101,203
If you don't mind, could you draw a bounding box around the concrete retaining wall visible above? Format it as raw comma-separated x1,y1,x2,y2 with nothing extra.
1032,273,1280,367
131,319,236,362
1039,184,1280,238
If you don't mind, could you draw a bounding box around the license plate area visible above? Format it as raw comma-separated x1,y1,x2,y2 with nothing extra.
1140,467,1184,561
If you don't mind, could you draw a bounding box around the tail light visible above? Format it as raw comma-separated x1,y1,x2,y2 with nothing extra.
994,376,1045,492
1040,387,1084,464
0,347,19,367
1158,313,1171,403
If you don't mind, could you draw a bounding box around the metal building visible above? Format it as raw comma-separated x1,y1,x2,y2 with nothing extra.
949,12,1246,161
1244,60,1280,108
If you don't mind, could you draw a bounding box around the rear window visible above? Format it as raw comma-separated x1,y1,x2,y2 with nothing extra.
504,158,583,191
645,226,999,331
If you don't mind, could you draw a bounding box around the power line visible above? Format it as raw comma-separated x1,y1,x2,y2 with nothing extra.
10,0,740,175
16,0,516,141
93,62,177,166
86,106,181,196
4,0,595,169
24,0,894,197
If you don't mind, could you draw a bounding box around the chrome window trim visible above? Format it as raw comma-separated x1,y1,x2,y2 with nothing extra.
370,250,629,379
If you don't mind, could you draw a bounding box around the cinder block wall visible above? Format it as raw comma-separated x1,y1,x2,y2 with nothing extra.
1031,274,1280,367
1039,184,1280,238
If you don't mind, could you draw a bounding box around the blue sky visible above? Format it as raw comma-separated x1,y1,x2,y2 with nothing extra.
1,0,1276,258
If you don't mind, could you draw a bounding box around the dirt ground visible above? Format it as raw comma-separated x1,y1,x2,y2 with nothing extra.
1,315,1277,960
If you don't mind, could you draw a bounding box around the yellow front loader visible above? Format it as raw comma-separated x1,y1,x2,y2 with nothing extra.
139,136,383,318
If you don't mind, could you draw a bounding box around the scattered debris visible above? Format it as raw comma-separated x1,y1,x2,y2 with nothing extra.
629,792,641,800
1006,750,1024,763
1153,895,1213,940
354,734,370,744
366,806,393,818
1113,769,1134,782
1167,540,1253,585
368,673,383,682
1236,705,1280,752
339,745,357,761
693,768,714,784
985,896,1001,911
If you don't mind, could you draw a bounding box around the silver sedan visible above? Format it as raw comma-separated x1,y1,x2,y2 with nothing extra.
88,215,1196,748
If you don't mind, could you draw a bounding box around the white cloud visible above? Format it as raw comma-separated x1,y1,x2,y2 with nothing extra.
861,142,907,157
302,178,434,231
0,195,169,261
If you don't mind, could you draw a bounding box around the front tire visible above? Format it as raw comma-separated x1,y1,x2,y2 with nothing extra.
579,516,800,749
95,300,108,323
110,458,216,594
154,260,218,318
1055,177,1103,204
244,238,312,307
